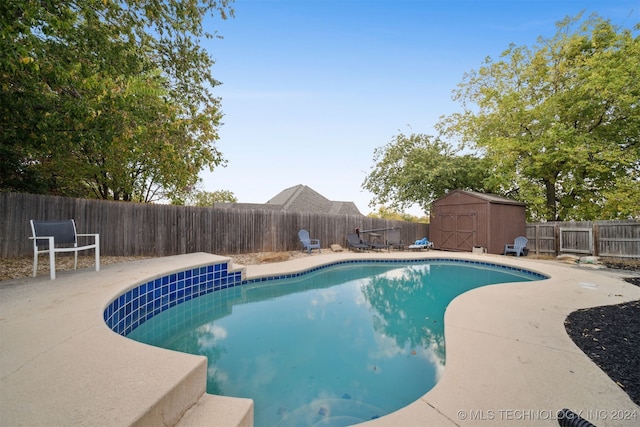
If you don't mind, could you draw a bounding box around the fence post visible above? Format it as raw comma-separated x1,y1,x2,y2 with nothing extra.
554,223,560,256
593,223,599,256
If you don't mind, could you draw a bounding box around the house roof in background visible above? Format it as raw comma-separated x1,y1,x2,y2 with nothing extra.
215,184,363,215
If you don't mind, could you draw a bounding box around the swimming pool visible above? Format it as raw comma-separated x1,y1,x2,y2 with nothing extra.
125,259,546,426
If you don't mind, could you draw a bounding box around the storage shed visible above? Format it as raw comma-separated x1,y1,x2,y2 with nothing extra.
430,190,526,254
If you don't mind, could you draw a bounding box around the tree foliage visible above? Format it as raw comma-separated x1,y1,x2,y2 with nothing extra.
177,189,238,207
362,132,493,214
364,14,639,221
438,13,640,220
0,0,234,201
367,206,429,223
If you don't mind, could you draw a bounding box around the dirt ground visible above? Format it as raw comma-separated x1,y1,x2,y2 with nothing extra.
2,251,638,282
0,249,338,282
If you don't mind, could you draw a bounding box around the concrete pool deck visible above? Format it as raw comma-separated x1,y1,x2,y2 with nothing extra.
1,251,639,426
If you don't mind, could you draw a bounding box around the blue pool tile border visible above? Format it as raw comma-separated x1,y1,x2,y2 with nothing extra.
104,258,547,337
241,257,549,285
103,262,243,336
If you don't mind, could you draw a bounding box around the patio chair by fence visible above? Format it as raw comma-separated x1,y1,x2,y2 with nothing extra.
346,233,372,251
298,229,321,253
364,239,391,251
30,219,100,280
504,236,528,257
387,229,406,251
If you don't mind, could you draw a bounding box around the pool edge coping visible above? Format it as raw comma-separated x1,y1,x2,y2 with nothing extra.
1,251,638,426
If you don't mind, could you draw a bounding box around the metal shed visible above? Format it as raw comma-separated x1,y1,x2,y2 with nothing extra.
430,190,526,254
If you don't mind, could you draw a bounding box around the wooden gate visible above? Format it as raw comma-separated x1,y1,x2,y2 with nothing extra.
527,221,639,258
560,227,593,254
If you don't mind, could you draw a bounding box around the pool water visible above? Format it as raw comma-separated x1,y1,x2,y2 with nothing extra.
128,261,541,426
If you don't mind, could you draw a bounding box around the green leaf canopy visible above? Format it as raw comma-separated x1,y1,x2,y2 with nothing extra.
1,0,234,201
363,132,492,214
440,14,640,220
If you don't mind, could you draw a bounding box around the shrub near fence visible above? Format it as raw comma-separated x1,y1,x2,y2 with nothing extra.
526,221,640,258
0,192,429,258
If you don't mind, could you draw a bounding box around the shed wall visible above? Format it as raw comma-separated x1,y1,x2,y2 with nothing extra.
487,203,527,254
431,191,526,255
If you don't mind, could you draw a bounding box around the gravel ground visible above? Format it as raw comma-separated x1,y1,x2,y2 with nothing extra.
2,253,638,407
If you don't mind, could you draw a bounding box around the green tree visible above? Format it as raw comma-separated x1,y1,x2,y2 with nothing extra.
362,132,492,214
367,206,429,223
438,13,640,220
177,189,237,207
0,0,234,201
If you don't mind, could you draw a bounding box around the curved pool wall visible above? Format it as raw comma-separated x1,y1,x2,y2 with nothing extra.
104,262,243,336
104,257,547,338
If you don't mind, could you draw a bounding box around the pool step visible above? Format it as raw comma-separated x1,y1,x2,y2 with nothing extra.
175,393,253,427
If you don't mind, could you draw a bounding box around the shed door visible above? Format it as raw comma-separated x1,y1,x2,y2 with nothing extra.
455,213,476,251
439,214,455,249
438,213,476,251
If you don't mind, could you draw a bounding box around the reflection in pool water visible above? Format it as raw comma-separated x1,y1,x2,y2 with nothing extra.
128,261,541,426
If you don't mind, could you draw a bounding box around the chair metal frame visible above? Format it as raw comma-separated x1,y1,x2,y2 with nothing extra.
346,233,370,251
30,219,100,280
386,229,406,251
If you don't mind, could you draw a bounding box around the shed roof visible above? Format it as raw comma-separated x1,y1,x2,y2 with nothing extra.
434,190,526,206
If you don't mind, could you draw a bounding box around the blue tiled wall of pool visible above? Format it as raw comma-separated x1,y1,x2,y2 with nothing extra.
104,262,242,336
104,258,547,337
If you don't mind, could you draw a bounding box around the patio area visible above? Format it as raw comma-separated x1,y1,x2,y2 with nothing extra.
1,251,638,426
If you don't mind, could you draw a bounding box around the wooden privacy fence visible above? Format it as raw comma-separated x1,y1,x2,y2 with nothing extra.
526,221,640,258
0,192,430,258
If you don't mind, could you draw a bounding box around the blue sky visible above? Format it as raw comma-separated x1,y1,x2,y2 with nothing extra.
200,0,638,216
